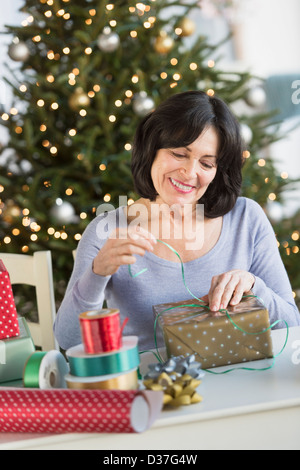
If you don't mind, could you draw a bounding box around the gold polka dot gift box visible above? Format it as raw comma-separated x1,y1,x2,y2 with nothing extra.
153,296,273,369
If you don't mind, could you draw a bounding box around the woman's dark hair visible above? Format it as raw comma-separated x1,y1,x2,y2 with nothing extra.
131,90,245,218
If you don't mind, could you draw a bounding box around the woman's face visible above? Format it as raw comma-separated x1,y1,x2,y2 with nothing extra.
150,126,219,208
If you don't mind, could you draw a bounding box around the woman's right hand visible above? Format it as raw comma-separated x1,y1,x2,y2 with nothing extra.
92,226,157,277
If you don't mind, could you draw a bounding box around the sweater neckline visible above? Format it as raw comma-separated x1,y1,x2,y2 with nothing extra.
117,205,229,268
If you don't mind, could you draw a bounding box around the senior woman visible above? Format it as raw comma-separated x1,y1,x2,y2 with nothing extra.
54,91,300,351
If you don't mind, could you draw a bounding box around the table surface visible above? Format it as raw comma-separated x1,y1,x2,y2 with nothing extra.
0,326,299,450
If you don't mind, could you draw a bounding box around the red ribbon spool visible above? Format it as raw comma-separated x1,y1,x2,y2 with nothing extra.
79,308,126,354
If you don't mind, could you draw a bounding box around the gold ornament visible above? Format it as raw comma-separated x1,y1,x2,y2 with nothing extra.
2,199,21,224
177,17,196,37
68,87,90,111
154,31,174,54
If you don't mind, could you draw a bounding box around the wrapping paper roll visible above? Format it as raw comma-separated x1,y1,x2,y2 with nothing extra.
0,388,163,434
65,368,138,390
66,336,139,377
23,350,69,389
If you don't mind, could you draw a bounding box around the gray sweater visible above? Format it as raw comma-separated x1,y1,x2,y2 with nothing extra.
53,197,300,351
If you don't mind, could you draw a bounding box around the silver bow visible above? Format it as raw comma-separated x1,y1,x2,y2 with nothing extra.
144,354,205,381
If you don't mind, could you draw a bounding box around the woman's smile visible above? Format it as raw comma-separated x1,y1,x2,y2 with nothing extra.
169,177,196,193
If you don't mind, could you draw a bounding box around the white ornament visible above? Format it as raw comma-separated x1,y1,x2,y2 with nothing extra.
132,91,155,117
8,39,30,62
266,200,284,222
246,86,266,108
50,199,76,224
240,123,253,144
97,27,120,53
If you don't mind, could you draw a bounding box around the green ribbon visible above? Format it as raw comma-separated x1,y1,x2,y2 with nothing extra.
67,345,140,377
129,239,289,374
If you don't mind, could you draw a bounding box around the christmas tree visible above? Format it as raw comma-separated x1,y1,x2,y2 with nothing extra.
0,0,299,310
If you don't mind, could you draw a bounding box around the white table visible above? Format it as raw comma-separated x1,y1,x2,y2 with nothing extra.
0,326,299,450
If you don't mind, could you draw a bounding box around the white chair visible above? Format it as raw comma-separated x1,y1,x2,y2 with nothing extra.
0,251,58,351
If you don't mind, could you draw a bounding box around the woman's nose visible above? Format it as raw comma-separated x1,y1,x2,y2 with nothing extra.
179,158,198,178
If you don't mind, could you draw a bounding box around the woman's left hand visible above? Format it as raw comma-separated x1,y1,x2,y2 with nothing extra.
202,269,255,312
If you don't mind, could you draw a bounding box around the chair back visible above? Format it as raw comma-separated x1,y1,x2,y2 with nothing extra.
0,251,58,350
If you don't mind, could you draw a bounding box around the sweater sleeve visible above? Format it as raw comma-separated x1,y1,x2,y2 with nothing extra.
248,201,300,328
53,215,111,350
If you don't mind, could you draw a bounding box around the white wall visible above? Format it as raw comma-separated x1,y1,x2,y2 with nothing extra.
233,0,300,76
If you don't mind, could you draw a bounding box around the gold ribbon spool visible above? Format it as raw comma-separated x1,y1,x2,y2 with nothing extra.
65,368,138,390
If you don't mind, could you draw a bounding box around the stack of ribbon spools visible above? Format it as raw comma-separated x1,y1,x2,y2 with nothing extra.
65,308,140,390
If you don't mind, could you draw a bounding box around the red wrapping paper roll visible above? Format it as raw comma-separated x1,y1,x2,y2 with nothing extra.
0,388,163,434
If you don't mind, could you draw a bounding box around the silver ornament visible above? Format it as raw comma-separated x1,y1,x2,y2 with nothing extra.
50,199,76,224
132,91,155,117
246,86,266,108
8,40,30,62
97,27,120,53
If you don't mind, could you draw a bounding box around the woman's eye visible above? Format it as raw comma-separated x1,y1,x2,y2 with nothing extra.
171,151,186,158
200,161,214,170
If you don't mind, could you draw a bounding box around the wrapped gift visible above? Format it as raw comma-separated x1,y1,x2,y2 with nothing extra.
0,259,20,340
0,316,35,383
153,296,273,369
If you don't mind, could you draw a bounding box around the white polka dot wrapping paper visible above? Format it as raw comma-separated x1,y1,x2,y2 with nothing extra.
0,388,163,434
0,260,20,340
153,296,274,369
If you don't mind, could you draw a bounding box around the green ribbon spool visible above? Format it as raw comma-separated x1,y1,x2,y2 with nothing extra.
66,337,140,377
23,350,69,388
23,351,47,388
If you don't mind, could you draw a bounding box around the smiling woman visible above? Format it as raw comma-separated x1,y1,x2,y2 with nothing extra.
54,90,300,353
131,90,244,218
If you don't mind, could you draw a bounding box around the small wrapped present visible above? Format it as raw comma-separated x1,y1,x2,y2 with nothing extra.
0,259,20,340
0,316,35,383
153,296,273,369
